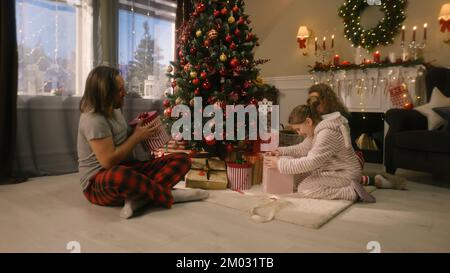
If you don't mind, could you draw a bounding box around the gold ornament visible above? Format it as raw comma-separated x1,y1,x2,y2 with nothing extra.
176,97,183,105
207,29,218,40
190,71,198,79
220,53,228,62
196,30,203,37
167,65,173,73
228,16,236,24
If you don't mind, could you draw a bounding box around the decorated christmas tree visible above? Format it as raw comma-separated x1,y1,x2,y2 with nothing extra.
164,0,278,156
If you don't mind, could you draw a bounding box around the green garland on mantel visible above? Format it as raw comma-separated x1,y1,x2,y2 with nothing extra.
339,0,407,51
309,59,425,73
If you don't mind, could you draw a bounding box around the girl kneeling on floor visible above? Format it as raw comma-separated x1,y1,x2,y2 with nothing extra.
264,97,375,202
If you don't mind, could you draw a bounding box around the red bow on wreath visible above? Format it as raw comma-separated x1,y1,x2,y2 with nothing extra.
440,19,450,33
297,38,307,49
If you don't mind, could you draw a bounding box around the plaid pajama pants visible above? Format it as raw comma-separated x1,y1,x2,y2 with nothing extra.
83,153,191,208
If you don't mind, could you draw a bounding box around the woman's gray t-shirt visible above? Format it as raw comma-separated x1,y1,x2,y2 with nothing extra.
77,109,133,190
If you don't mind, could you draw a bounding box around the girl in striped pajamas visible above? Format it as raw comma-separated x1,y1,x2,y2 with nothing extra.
264,97,375,202
307,84,407,190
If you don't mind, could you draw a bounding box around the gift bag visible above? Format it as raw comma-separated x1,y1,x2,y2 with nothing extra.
186,158,228,190
389,82,413,109
243,153,263,185
226,162,253,191
129,111,170,151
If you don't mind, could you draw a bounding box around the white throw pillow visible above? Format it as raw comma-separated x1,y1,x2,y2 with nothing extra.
415,87,450,130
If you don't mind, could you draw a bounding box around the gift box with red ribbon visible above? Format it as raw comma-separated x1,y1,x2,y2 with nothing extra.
129,111,170,152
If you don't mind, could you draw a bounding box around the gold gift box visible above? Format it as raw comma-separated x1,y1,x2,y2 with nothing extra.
185,157,228,190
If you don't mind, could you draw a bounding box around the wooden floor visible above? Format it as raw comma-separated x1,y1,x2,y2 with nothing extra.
1,164,449,253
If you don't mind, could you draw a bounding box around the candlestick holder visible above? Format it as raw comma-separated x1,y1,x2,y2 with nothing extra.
408,40,426,61
315,45,333,65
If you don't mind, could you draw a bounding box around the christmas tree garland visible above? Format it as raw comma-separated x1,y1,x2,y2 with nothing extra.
339,0,407,50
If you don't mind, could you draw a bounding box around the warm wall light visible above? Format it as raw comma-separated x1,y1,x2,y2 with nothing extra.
439,3,450,43
297,26,310,55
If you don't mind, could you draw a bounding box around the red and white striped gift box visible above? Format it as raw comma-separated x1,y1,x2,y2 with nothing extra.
129,111,170,151
226,162,253,191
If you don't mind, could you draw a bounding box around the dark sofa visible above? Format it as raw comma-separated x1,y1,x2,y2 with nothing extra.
384,66,450,178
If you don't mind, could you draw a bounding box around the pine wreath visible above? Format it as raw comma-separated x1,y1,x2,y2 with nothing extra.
339,0,407,50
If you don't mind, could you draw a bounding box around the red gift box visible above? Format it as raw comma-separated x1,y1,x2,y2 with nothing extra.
129,111,170,151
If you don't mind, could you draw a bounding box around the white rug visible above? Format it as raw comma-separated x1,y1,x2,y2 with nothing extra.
177,183,376,229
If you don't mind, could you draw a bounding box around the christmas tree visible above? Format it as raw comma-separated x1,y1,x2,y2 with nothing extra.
164,0,278,156
127,21,165,96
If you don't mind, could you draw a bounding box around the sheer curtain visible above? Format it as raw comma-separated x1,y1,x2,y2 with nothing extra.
14,0,94,179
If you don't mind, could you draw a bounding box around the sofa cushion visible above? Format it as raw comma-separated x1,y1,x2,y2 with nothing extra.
395,130,450,153
433,107,450,132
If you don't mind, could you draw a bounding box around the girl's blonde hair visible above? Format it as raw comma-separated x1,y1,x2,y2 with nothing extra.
288,96,322,125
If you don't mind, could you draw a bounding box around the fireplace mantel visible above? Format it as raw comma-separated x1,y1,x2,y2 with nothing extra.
310,64,427,113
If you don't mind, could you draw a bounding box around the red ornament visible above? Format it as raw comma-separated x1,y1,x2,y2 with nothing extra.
171,81,177,88
200,71,208,79
238,17,245,25
246,33,254,42
230,58,239,68
204,39,211,48
196,3,206,13
190,47,197,54
163,99,171,108
178,50,184,58
220,68,227,76
230,42,237,50
164,107,172,117
180,59,186,65
250,98,258,105
214,10,220,17
243,81,251,89
225,34,233,43
234,29,241,36
202,81,212,90
194,88,200,96
192,78,200,85
193,11,198,17
226,143,234,153
232,6,240,13
205,139,216,146
221,7,229,16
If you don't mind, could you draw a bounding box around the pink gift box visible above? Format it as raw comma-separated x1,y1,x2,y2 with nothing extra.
129,111,170,151
262,164,295,194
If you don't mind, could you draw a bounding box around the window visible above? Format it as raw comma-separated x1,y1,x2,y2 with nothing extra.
16,0,93,96
118,0,176,99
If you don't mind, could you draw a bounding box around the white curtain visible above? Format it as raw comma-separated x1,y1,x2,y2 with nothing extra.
76,0,94,95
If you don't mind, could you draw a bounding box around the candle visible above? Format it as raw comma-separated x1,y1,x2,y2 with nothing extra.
315,37,318,52
331,35,335,48
423,23,428,41
323,36,326,50
412,26,417,42
333,54,340,66
401,25,406,43
373,51,381,63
